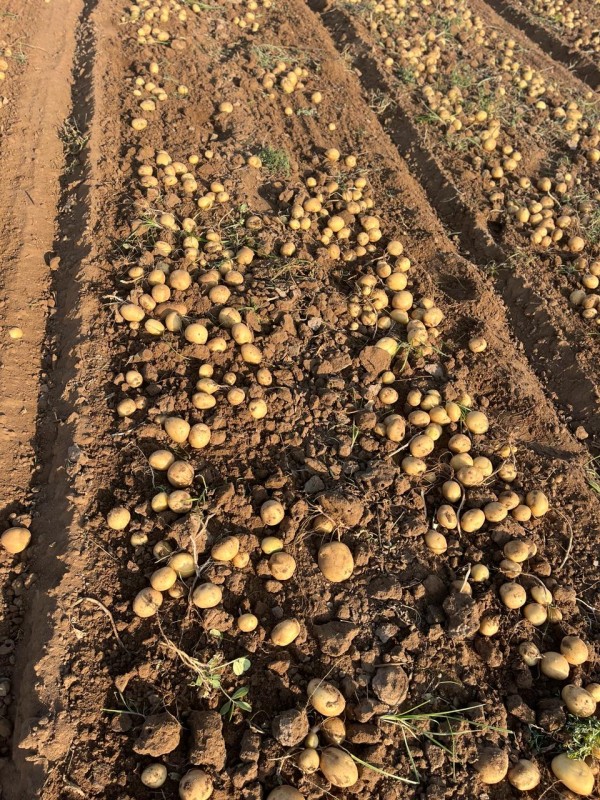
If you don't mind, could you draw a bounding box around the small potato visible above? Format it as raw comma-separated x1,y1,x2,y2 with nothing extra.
296,748,320,774
237,613,258,632
456,466,484,487
523,603,547,626
184,323,208,344
499,582,527,609
167,460,194,488
519,641,541,667
551,753,595,796
240,343,262,364
269,552,296,580
448,434,471,453
561,685,596,717
464,410,489,434
442,480,462,502
168,551,196,578
410,434,434,458
168,490,193,514
165,416,190,443
503,540,531,563
267,788,303,800
133,587,163,618
460,508,485,532
450,453,473,470
249,399,268,420
192,582,222,609
321,717,346,744
149,449,175,470
500,559,522,579
308,679,346,717
507,760,540,791
512,504,532,522
260,500,285,526
318,541,354,582
211,536,240,562
141,763,168,788
526,490,549,518
150,566,178,591
261,536,284,554
188,423,211,449
402,456,426,476
437,505,457,529
498,490,520,510
319,747,359,788
474,746,509,785
584,683,600,702
484,502,507,523
560,635,589,665
151,492,169,512
468,336,487,353
479,614,499,636
425,530,447,555
117,398,137,417
270,618,300,646
540,651,570,680
107,507,131,531
0,526,31,554
179,768,213,800
530,585,553,605
471,563,489,581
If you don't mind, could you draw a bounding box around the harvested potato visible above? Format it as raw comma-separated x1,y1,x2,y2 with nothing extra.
237,613,258,632
318,541,354,582
141,763,168,788
551,754,595,796
474,746,509,784
211,537,239,562
260,500,285,526
519,641,541,667
561,685,596,717
269,552,296,580
179,769,213,800
149,449,175,470
540,651,570,680
270,618,300,646
0,526,31,554
307,679,346,717
319,747,358,788
188,423,211,449
165,416,190,443
296,748,320,774
169,551,196,578
425,530,447,555
525,490,549,517
133,587,163,617
560,635,589,665
499,582,527,609
107,507,131,530
192,583,222,609
321,717,346,744
167,461,194,488
150,566,178,591
464,410,489,434
507,759,540,791
266,787,304,800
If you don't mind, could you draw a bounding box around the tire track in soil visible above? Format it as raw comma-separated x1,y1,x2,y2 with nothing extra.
311,1,600,444
0,0,108,796
481,0,600,90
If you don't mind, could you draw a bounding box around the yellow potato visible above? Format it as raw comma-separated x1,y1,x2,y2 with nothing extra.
211,536,240,562
561,685,596,717
150,566,178,591
307,679,346,717
178,768,214,800
237,613,258,632
188,423,211,449
499,582,527,609
551,754,595,796
560,635,589,665
526,490,549,517
192,583,222,609
541,651,570,680
107,507,131,530
507,760,540,791
464,410,489,434
149,449,175,470
133,587,163,618
167,461,194,488
165,417,190,443
318,541,354,582
0,526,31,554
270,618,300,646
260,500,285,526
269,552,296,580
319,748,358,788
266,787,304,800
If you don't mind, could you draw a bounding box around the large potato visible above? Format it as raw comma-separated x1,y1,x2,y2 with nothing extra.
551,754,595,796
270,619,300,646
507,759,540,791
317,541,354,582
319,747,359,787
133,587,163,618
179,769,213,800
561,685,596,717
474,746,509,784
1,526,31,554
307,679,346,717
260,500,285,526
192,583,222,609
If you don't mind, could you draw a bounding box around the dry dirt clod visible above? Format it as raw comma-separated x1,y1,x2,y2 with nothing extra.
132,712,182,757
371,665,409,707
271,708,309,747
188,710,227,771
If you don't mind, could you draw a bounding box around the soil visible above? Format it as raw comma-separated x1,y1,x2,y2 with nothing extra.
0,0,598,799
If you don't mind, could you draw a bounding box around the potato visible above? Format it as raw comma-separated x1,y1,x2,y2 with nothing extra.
425,530,447,554
551,754,595,796
107,507,131,531
318,542,354,582
456,466,484,487
561,635,589,665
237,613,258,632
260,500,285,526
410,434,434,458
530,585,552,605
479,615,499,636
450,453,473,470
168,551,196,578
308,679,346,717
499,582,527,609
149,449,175,470
471,563,489,581
179,769,213,800
168,490,193,513
150,566,178,591
165,416,190,443
500,559,522,579
151,492,169,512
270,619,300,646
584,683,600,702
484,502,507,523
184,323,208,344
460,508,485,532
266,788,304,800
117,398,136,417
188,423,211,449
507,759,540,791
464,410,489,434
192,583,222,609
269,552,296,580
540,651,570,680
437,505,457,529
296,748,320,774
526,490,549,517
474,746,508,784
0,526,31,554
249,399,268,420
523,603,547,625
503,540,530,563
322,716,346,744
141,763,168,788
519,641,541,667
561,685,596,717
133,587,163,618
167,461,194,488
448,433,471,453
442,480,462,502
319,747,358,788
498,490,520,510
241,343,262,364
211,536,240,562
402,456,426,476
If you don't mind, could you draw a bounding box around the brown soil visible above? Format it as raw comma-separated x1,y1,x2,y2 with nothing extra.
0,0,598,799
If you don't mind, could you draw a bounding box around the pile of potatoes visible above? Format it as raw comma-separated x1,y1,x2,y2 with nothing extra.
124,0,197,46
232,0,272,32
523,0,600,57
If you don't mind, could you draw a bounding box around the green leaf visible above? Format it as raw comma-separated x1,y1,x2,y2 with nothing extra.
219,701,232,717
232,686,249,700
209,629,223,640
207,676,221,689
236,701,252,713
232,657,251,676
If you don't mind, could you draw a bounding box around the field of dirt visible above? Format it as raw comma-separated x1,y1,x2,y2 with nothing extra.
0,0,598,798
